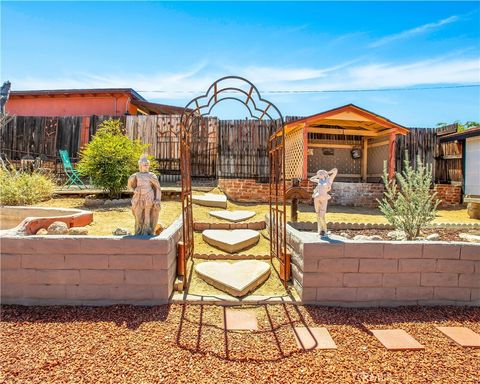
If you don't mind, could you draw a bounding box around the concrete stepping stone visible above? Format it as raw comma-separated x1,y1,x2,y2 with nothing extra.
195,260,271,297
294,327,337,350
209,210,256,222
224,309,258,330
436,326,480,348
202,229,260,253
371,329,424,351
192,193,227,208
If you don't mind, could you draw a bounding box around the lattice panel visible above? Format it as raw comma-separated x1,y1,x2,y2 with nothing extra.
285,128,304,179
368,144,388,177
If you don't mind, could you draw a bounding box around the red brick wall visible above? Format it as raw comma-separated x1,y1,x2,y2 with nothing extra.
434,184,462,208
218,179,271,203
219,178,463,209
218,178,384,208
329,182,384,208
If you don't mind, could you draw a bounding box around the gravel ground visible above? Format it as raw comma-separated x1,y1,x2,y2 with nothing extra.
1,305,479,384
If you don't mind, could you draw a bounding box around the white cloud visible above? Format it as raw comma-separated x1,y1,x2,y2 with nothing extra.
9,55,480,101
369,15,460,48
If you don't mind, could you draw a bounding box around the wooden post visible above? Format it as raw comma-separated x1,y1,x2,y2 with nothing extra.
361,137,368,182
291,198,298,222
177,241,185,277
291,178,299,222
280,252,291,284
388,132,396,180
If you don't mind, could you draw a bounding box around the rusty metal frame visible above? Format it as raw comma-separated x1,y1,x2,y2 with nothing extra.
269,122,289,284
179,76,289,285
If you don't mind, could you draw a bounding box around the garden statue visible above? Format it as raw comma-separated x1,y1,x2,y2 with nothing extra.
310,168,338,236
0,81,11,115
128,155,162,235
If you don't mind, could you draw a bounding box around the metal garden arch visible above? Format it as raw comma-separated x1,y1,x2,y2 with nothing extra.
179,76,290,285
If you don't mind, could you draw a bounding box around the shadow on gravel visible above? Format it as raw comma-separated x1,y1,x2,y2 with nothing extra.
0,304,170,330
175,302,323,362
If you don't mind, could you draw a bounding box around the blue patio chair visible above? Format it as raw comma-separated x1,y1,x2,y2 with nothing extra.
59,149,86,189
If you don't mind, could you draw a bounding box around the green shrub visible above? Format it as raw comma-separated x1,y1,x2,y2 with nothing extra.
0,169,55,205
377,153,440,240
77,119,156,198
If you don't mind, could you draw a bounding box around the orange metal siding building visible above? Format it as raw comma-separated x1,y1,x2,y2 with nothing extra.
5,88,186,147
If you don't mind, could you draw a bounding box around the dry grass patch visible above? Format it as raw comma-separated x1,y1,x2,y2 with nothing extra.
36,198,182,236
297,204,478,225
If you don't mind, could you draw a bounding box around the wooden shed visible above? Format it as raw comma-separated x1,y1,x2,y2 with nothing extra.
284,104,409,181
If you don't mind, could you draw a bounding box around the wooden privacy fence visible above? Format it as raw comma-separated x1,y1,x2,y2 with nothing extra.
395,127,460,183
0,115,462,184
125,116,275,182
1,116,82,164
217,119,275,181
125,115,218,182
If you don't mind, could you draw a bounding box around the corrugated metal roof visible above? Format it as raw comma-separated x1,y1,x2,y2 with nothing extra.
11,88,146,101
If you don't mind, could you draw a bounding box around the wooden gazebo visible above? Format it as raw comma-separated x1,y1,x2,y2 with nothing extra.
283,104,409,181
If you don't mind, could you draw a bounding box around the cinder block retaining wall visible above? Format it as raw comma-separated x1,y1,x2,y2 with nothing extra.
0,217,182,305
287,226,480,307
220,178,461,208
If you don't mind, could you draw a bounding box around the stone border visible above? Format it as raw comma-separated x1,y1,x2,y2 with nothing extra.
193,253,270,260
286,224,480,307
1,216,182,306
289,221,480,231
1,206,93,236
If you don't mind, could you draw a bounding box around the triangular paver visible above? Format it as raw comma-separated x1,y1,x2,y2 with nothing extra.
293,327,337,350
371,329,424,351
209,210,256,222
192,194,227,208
224,309,258,330
202,229,260,253
436,326,480,348
195,260,271,297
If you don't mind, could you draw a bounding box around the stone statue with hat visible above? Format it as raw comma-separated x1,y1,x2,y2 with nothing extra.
309,168,337,237
128,154,162,235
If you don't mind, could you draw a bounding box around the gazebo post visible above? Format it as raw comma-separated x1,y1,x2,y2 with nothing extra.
388,131,396,180
361,137,368,182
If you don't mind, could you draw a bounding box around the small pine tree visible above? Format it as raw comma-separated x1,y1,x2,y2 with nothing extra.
377,153,440,240
77,119,155,198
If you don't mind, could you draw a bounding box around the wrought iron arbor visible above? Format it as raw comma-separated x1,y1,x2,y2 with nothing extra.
179,76,289,284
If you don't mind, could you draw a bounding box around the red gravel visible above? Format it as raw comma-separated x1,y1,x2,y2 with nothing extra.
1,305,479,383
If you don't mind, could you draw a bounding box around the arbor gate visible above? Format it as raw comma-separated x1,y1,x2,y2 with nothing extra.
178,76,289,285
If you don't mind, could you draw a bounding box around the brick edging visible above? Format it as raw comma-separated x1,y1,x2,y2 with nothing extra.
193,221,265,231
193,253,270,260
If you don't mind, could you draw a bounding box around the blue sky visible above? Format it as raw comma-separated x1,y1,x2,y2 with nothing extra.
1,1,479,126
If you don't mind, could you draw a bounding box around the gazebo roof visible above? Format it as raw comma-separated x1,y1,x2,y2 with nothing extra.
284,104,409,137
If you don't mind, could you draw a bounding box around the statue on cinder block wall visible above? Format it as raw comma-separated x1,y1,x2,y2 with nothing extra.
309,168,338,237
128,155,162,235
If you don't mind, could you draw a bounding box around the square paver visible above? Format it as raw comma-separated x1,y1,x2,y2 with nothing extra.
371,329,424,351
293,327,337,350
224,309,258,330
436,327,480,348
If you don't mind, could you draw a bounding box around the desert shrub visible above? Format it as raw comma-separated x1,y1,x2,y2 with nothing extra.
0,169,55,205
378,153,440,240
77,119,157,198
